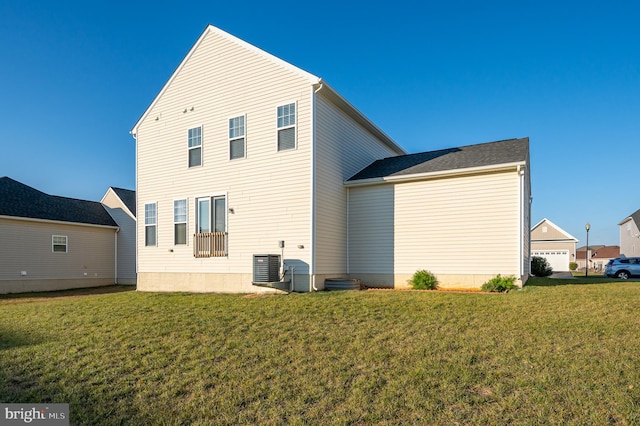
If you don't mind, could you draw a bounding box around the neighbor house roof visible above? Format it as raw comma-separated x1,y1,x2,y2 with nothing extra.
347,137,528,183
110,187,136,217
619,209,640,227
576,245,605,252
0,177,117,227
576,245,620,260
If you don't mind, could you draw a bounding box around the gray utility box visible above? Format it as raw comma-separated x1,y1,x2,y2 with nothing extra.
253,254,281,283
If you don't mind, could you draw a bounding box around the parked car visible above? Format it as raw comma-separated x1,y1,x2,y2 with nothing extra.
604,257,640,279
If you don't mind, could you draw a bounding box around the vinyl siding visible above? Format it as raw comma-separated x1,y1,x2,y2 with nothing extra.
314,93,399,275
349,170,522,277
102,189,137,284
619,218,640,257
135,29,313,285
0,218,116,284
347,185,395,274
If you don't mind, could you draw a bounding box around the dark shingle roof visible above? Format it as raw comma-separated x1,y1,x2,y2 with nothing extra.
348,138,529,182
110,187,136,217
620,208,640,227
0,177,117,227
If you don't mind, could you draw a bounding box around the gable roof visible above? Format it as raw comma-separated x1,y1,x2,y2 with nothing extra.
130,24,405,156
531,218,579,242
619,208,640,227
0,177,117,227
110,187,136,217
347,137,528,183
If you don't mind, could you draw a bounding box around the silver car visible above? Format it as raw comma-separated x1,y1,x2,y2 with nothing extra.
604,257,640,279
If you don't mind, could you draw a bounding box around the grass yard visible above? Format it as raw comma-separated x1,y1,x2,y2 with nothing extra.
1,280,640,425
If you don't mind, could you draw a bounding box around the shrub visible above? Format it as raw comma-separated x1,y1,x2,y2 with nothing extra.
569,262,578,271
409,270,438,290
531,256,553,277
481,275,518,292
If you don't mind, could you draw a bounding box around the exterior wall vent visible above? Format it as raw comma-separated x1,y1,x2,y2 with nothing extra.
253,254,281,283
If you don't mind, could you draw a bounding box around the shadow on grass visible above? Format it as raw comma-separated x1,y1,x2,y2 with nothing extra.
0,285,135,301
0,328,45,350
526,276,635,287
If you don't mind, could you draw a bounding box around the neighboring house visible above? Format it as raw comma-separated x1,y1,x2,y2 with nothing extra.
530,218,578,271
576,245,620,271
0,177,125,293
131,25,531,292
101,187,137,284
619,209,640,257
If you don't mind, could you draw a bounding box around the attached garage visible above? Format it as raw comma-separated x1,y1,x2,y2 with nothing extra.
346,138,531,289
532,250,570,272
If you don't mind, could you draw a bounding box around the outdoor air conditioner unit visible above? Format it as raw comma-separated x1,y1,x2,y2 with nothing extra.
253,254,281,283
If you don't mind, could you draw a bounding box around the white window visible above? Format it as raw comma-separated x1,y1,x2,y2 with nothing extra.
174,199,187,245
194,195,227,257
145,203,157,246
52,235,67,253
277,103,296,151
542,226,548,233
188,127,202,167
229,115,245,160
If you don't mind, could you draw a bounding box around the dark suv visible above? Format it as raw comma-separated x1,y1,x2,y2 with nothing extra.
604,257,640,279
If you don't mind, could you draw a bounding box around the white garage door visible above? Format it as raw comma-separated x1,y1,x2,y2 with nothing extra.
532,250,570,272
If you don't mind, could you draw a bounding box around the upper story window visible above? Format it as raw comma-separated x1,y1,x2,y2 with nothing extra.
277,103,296,151
145,203,157,246
52,235,68,253
188,127,202,167
229,115,245,160
174,199,187,245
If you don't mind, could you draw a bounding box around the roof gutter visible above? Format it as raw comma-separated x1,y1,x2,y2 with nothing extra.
0,215,119,230
344,161,527,188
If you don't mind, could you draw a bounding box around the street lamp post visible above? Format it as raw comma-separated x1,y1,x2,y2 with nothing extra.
585,223,591,277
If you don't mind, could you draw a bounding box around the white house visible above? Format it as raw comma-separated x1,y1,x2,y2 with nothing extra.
0,177,137,293
619,209,640,257
101,187,137,284
131,25,531,292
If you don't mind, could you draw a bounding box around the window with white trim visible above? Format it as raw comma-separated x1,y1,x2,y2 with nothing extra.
229,115,245,160
188,127,202,167
277,103,296,151
174,199,187,245
52,235,68,253
145,203,157,246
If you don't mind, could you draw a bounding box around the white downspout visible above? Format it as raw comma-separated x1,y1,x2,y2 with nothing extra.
518,165,523,278
346,187,350,275
311,83,323,292
115,228,120,285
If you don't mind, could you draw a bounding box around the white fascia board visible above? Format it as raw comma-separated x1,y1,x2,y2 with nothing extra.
531,217,579,242
0,215,120,230
315,81,406,156
344,161,526,187
130,25,320,137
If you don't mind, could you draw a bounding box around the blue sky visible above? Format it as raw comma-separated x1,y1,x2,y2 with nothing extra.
1,0,638,246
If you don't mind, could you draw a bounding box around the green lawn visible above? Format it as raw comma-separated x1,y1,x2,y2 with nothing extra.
1,280,639,425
